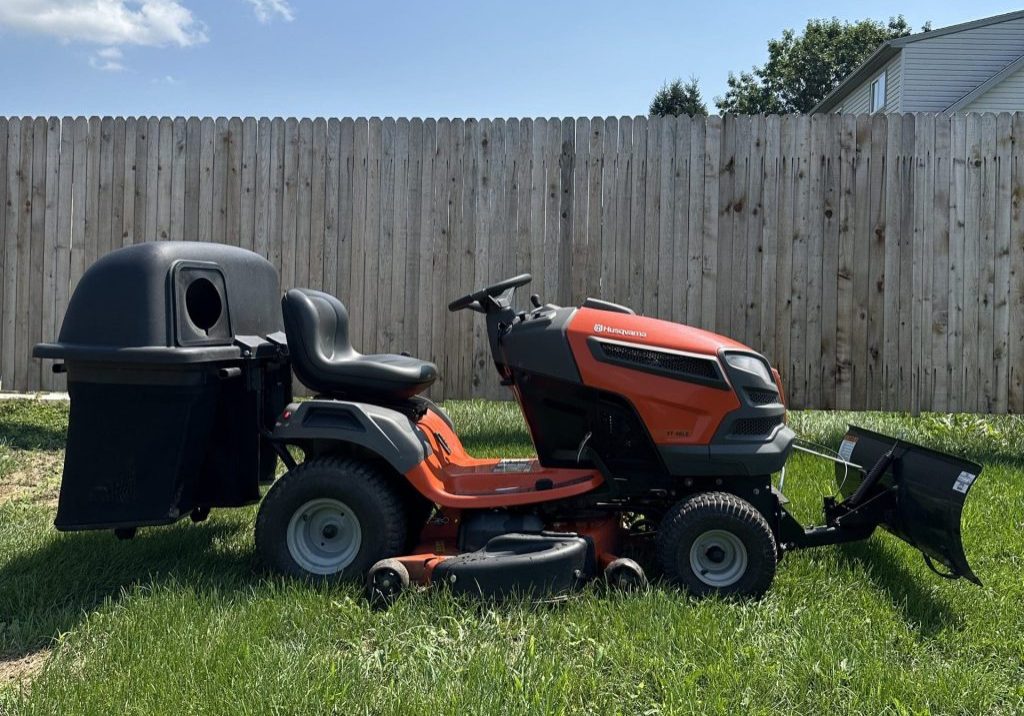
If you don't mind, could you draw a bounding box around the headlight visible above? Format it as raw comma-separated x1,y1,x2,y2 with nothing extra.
724,353,774,385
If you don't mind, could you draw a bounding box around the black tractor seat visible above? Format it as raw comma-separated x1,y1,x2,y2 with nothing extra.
281,288,438,400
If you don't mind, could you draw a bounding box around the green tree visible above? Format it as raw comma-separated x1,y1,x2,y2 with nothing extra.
650,77,708,117
716,16,916,114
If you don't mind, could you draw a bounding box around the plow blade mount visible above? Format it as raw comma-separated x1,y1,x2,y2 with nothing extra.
835,426,983,584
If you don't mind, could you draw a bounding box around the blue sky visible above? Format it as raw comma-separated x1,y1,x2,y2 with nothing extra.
0,0,1021,118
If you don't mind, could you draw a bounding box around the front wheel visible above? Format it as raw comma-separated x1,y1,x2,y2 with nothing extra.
656,492,777,599
255,457,408,581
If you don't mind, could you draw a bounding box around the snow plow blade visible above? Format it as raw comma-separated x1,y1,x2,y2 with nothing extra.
834,426,983,584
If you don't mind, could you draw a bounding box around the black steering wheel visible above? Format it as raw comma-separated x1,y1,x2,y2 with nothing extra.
448,274,533,313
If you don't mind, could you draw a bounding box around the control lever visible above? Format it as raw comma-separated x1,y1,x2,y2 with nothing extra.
530,294,541,309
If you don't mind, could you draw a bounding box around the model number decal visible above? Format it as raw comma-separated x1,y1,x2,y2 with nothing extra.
593,323,647,338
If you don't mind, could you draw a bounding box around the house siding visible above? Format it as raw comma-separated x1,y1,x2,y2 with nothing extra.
960,63,1024,111
833,54,902,114
901,16,1024,112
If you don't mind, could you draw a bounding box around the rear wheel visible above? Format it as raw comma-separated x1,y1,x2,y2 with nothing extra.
656,491,776,599
255,457,407,582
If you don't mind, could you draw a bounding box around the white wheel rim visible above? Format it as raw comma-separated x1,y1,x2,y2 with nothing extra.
689,529,748,588
286,498,362,575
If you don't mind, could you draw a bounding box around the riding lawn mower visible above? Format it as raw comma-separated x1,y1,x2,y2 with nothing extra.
34,242,984,603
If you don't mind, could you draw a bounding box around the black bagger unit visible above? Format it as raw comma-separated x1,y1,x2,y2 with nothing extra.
34,242,292,532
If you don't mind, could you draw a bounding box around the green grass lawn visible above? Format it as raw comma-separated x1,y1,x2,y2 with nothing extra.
0,399,1022,715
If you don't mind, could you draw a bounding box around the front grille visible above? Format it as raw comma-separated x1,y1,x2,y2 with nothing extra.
598,342,719,380
745,387,780,405
731,415,783,436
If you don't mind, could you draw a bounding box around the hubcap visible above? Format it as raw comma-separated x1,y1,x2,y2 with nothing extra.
689,529,748,588
286,498,362,575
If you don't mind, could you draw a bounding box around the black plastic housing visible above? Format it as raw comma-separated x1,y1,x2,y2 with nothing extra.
34,242,292,530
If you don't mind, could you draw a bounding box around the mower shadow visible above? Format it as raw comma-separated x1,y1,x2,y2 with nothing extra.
0,419,67,452
835,539,962,636
0,520,257,660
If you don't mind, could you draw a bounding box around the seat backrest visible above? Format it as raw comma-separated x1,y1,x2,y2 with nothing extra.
281,288,354,392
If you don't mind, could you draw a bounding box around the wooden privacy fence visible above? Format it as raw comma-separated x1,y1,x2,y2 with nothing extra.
1,113,1022,412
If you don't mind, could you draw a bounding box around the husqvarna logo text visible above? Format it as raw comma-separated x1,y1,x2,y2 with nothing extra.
593,323,647,338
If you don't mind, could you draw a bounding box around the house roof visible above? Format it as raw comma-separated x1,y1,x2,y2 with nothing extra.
811,9,1024,113
945,53,1024,112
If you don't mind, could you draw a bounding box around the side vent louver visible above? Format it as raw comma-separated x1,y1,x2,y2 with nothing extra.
589,338,726,388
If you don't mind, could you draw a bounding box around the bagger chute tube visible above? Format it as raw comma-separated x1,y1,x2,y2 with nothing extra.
33,242,985,603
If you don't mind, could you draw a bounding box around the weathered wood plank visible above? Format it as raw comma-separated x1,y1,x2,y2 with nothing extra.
866,113,887,410
701,115,721,332
573,117,591,306
198,117,214,242
348,117,368,351
715,115,735,334
0,118,7,388
25,118,47,389
211,117,229,245
1008,113,1024,413
14,117,36,390
1,118,19,389
183,117,200,242
294,118,313,291
322,118,340,294
145,117,160,242
759,115,780,365
819,114,841,409
336,117,355,299
834,114,857,409
948,114,967,410
804,114,826,408
41,117,61,378
670,115,690,324
557,117,575,307
789,115,810,406
169,117,186,242
597,117,615,299
389,117,409,356
642,115,660,317
405,117,424,362
429,118,451,397
882,114,902,410
774,115,795,397
280,117,299,288
916,113,936,412
730,115,751,339
238,117,257,251
744,114,764,352
225,117,243,247
361,117,382,352
121,117,136,249
308,117,327,290
897,113,916,411
156,116,172,240
253,117,272,259
68,118,89,293
963,114,983,412
413,117,433,367
53,117,74,389
931,116,951,412
375,117,395,354
992,113,1012,414
96,117,113,258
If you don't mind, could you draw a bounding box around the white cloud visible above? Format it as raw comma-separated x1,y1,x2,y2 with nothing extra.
0,0,208,47
245,0,293,24
89,43,124,70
